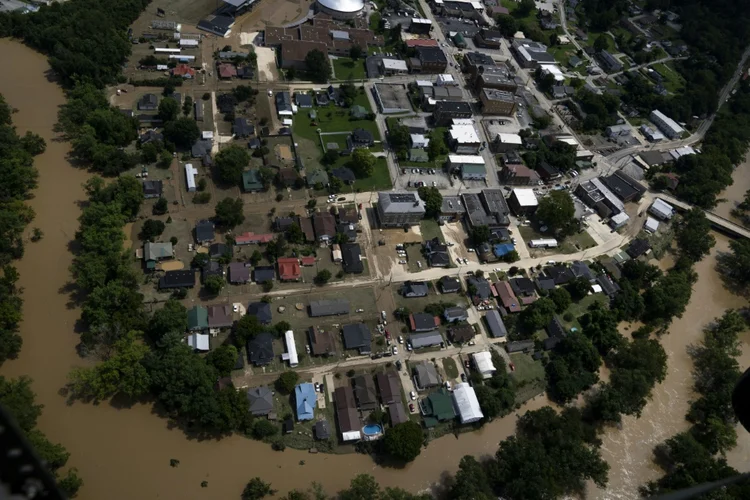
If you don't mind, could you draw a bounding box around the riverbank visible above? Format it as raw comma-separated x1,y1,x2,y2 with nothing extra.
713,157,750,225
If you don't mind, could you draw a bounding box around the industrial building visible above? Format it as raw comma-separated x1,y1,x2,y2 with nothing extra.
650,109,685,139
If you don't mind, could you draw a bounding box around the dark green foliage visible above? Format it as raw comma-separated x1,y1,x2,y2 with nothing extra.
474,355,516,419
214,145,250,185
579,304,624,356
675,208,715,262
545,332,601,403
642,267,696,324
349,149,375,177
720,238,750,289
252,418,278,439
214,197,245,229
547,287,571,313
206,345,238,378
383,420,423,462
417,186,442,218
275,371,299,394
470,225,491,246
153,197,168,215
522,141,577,174
519,297,556,333
314,269,332,285
139,219,165,241
233,315,264,346
148,299,187,343
163,117,200,149
157,97,179,122
203,274,225,295
566,276,592,301
449,456,495,500
536,191,576,235
305,49,331,83
242,477,276,499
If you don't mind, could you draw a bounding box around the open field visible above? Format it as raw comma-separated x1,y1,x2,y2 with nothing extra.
332,57,367,80
510,352,547,404
419,219,444,243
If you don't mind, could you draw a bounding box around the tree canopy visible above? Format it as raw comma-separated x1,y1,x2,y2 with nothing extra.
536,191,576,235
675,208,715,262
214,197,245,229
305,49,332,83
349,148,376,177
417,186,443,218
545,331,601,403
214,145,250,185
163,117,200,149
383,421,424,462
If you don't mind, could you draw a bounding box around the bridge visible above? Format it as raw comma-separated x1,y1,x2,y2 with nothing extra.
656,194,750,239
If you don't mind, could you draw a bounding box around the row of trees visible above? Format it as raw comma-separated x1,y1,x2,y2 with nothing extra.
0,93,44,363
243,473,433,500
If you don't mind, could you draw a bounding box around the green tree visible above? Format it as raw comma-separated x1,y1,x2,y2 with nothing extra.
417,186,443,218
20,131,46,155
140,219,165,241
250,249,263,265
546,331,601,403
233,85,256,103
204,274,225,295
642,268,695,323
242,477,276,499
214,198,245,229
383,421,424,462
450,456,494,500
305,49,332,83
611,280,645,321
58,468,84,497
496,14,518,37
349,45,364,60
182,95,193,116
547,287,571,313
470,225,491,246
252,418,278,439
153,197,168,215
566,276,592,301
349,148,376,177
276,371,299,394
520,297,556,332
157,149,173,169
157,97,179,122
722,238,750,288
163,117,200,149
594,34,609,52
140,141,160,163
579,305,624,355
322,149,340,165
427,133,447,161
148,300,188,343
676,208,715,262
314,269,332,285
536,191,576,234
286,223,304,244
215,145,250,185
234,315,264,346
206,345,238,377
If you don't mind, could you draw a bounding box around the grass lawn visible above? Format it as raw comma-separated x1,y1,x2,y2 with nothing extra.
651,62,685,93
419,219,444,243
353,158,392,191
443,357,459,379
405,244,425,273
560,293,609,330
332,57,366,81
559,230,597,254
510,352,545,385
548,45,575,67
586,32,616,52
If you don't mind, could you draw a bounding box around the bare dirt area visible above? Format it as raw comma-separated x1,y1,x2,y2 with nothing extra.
441,222,470,260
130,0,215,31
233,0,314,32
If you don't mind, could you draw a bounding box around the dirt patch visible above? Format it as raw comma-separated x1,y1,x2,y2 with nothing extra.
159,261,186,271
275,143,293,161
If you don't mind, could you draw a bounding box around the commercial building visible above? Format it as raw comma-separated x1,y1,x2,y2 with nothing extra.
575,178,625,218
316,0,364,19
376,191,426,227
433,101,473,126
650,109,685,139
409,17,433,34
500,163,541,185
448,123,481,154
511,39,555,68
452,383,483,424
480,88,516,115
379,58,408,75
373,83,412,113
603,170,646,202
462,51,495,75
474,64,517,92
462,189,511,228
413,46,448,73
508,188,538,216
473,29,503,49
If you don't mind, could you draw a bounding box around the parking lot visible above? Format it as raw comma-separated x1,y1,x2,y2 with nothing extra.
396,165,454,190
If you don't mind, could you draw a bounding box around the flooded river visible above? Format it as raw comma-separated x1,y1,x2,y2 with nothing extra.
1,38,749,499
713,159,750,224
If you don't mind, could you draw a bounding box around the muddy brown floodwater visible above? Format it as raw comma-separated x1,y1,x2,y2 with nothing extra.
713,158,750,224
2,37,749,500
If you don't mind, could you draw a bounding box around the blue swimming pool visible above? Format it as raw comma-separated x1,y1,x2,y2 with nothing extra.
362,424,383,436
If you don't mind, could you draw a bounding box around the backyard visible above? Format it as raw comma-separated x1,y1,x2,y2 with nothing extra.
509,352,546,404
332,57,367,80
650,61,685,93
419,219,445,243
559,293,609,331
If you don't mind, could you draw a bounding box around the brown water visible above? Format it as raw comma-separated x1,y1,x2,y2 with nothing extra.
0,39,553,499
595,234,750,499
714,159,750,224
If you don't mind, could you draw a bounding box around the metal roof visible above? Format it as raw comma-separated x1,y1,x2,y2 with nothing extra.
317,0,364,13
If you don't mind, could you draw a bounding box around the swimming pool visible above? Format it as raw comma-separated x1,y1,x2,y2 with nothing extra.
362,424,383,436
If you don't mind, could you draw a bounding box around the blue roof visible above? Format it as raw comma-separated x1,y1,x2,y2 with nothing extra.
295,383,317,421
493,243,515,257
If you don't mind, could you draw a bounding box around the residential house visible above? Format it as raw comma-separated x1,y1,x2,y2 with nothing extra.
334,386,361,441
410,313,439,332
342,243,364,274
598,50,623,72
218,63,238,79
247,301,272,324
143,241,173,269
309,299,350,317
388,403,409,425
353,375,378,410
159,270,196,290
195,220,215,243
331,167,356,184
209,243,231,260
308,326,335,356
277,257,301,281
314,420,331,440
312,211,336,243
649,198,675,220
448,324,475,343
342,323,371,354
247,332,275,366
201,261,223,282
233,117,254,138
496,281,521,313
505,340,534,353
402,281,429,298
253,265,276,283
376,191,426,227
500,163,541,186
413,362,441,390
274,216,297,232
376,371,401,404
422,389,455,425
187,306,208,332
424,237,450,267
626,238,651,258
467,276,492,302
306,168,329,187
140,130,163,145
439,276,461,293
484,310,507,338
443,306,468,323
535,277,557,293
278,167,299,187
228,262,251,284
246,386,274,416
337,207,359,224
472,351,496,379
295,93,313,108
545,265,575,285
207,304,233,329
571,261,595,282
275,91,293,113
410,330,443,349
295,383,317,421
346,128,374,151
143,180,163,199
596,273,621,298
137,94,158,111
510,277,536,298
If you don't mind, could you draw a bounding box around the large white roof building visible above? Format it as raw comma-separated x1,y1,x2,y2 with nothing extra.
452,383,484,424
472,351,496,379
316,0,364,18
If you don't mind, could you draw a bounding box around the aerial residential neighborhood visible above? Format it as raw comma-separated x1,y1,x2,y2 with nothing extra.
3,0,750,498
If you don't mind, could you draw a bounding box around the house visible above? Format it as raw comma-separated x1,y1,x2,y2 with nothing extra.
422,390,455,425
275,91,293,113
376,371,401,404
308,326,335,356
184,163,198,192
334,386,361,441
228,262,251,284
337,207,359,224
300,256,316,267
510,277,536,297
218,63,238,79
467,276,492,301
342,243,364,274
306,168,329,187
414,46,448,73
187,306,208,332
462,189,511,229
247,301,272,324
309,299,350,317
207,304,233,329
484,310,507,338
626,238,651,258
349,105,367,119
506,340,534,353
143,180,163,199
545,265,575,285
283,418,294,434
201,261,223,282
547,317,567,340
247,332,275,366
598,50,622,72
353,375,378,410
274,216,297,232
443,306,468,323
452,383,483,424
536,161,561,182
388,402,409,425
535,277,557,293
295,93,313,108
186,332,210,351
445,322,473,343
413,362,441,390
331,167,356,184
496,281,521,313
209,243,231,260
402,281,429,298
342,323,371,354
159,270,196,289
376,191,426,227
137,94,158,111
140,130,163,145
278,167,299,187
233,117,254,138
440,276,461,293
596,273,621,298
171,64,196,78
315,420,331,440
474,28,503,49
410,330,443,349
312,212,336,243
191,140,212,158
246,386,274,416
346,128,374,151
253,265,275,283
571,261,595,282
235,232,274,245
649,199,675,220
143,242,173,268
195,220,215,243
410,313,439,332
277,257,301,281
295,383,317,421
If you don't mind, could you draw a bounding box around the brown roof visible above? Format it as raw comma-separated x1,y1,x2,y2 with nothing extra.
218,63,237,78
281,40,328,63
388,402,409,425
279,167,299,185
505,164,540,181
265,26,298,45
406,39,439,47
334,386,360,432
308,326,335,356
338,207,359,224
299,217,315,242
376,371,401,404
300,25,329,44
207,304,233,328
496,281,521,313
313,211,336,238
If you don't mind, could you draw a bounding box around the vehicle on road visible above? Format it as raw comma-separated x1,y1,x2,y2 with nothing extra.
460,373,467,382
392,346,398,355
381,310,387,320
398,335,403,344
409,403,415,412
406,341,413,351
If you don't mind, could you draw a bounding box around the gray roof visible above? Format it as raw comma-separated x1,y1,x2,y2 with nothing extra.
403,281,429,297
484,310,507,338
571,261,595,281
144,242,172,261
411,312,437,331
195,220,215,242
309,299,350,317
413,362,440,387
410,330,443,349
377,191,426,215
315,420,331,440
229,262,251,283
253,266,275,283
443,306,468,322
342,323,371,352
440,276,461,292
247,302,272,324
506,340,534,353
247,386,274,415
596,273,621,296
388,402,409,425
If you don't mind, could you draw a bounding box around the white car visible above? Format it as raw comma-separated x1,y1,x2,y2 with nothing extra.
392,346,398,355
495,267,502,272
467,248,475,253
410,391,417,400
267,89,273,96
399,260,407,264
398,335,403,344
232,304,239,313
356,308,364,313
381,310,387,320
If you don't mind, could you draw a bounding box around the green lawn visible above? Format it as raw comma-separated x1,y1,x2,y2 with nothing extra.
560,293,609,330
332,57,366,81
651,62,685,93
510,352,545,384
420,219,444,243
353,157,391,191
586,32,616,52
559,230,597,254
443,357,459,379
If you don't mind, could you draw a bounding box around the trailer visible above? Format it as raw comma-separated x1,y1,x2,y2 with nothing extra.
151,20,181,31
179,39,199,47
154,47,181,53
169,55,195,61
528,239,558,249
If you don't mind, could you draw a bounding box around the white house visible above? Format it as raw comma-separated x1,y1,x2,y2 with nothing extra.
410,134,430,148
185,163,198,192
472,351,496,379
649,198,674,220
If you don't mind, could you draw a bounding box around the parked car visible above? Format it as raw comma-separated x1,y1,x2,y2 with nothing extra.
406,342,413,351
409,403,415,412
460,373,467,382
410,391,416,400
398,335,403,344
392,346,398,355
395,360,402,370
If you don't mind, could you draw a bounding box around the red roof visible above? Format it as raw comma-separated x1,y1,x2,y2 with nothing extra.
300,256,316,266
171,64,196,77
496,281,521,313
218,63,237,78
235,232,274,244
406,39,439,47
277,257,301,280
